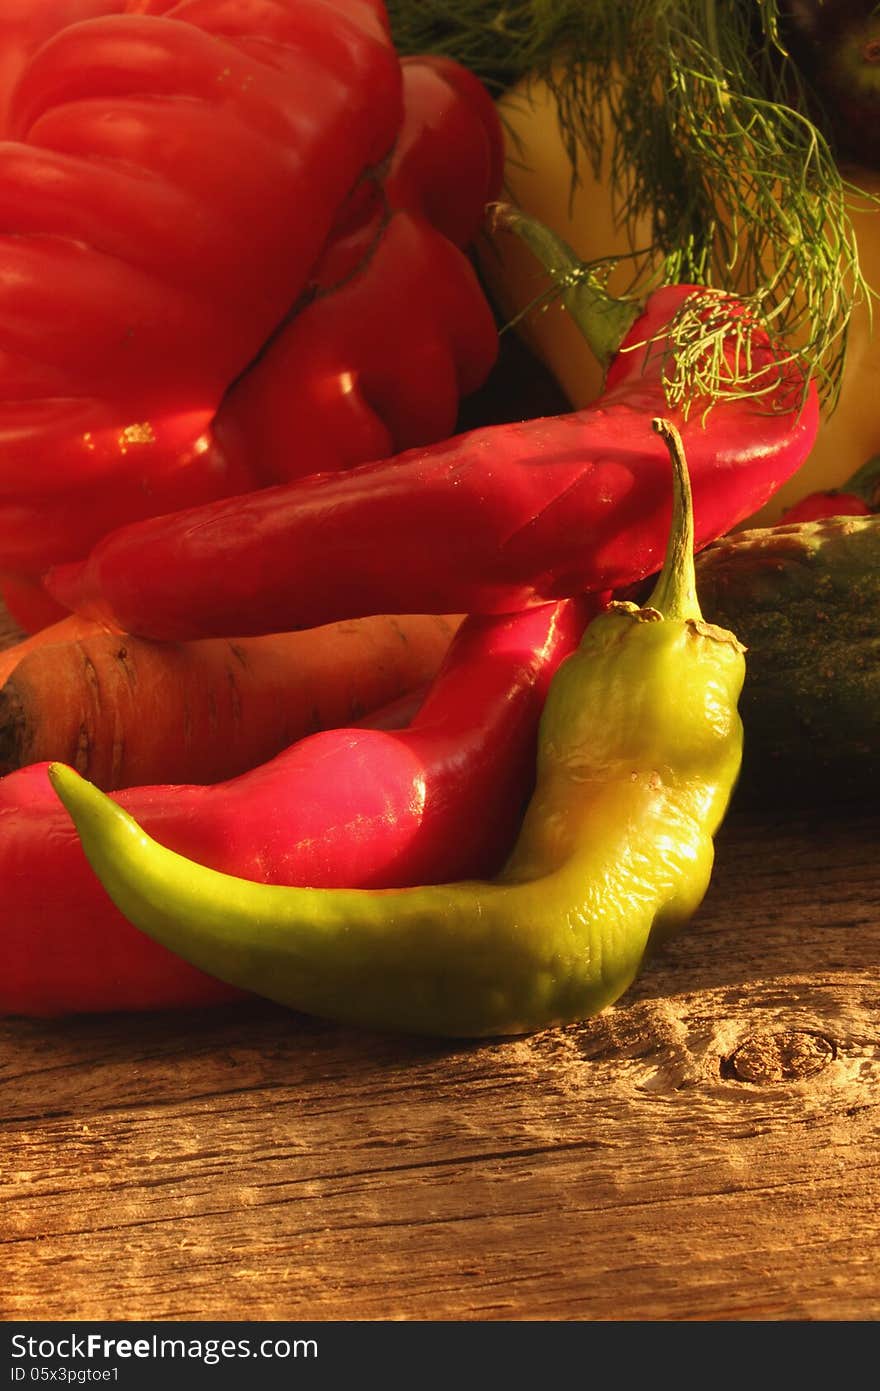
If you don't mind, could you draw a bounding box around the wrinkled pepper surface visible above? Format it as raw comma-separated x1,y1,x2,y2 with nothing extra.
0,1,501,628
50,421,746,1039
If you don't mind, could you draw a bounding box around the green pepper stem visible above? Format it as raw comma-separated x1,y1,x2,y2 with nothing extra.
492,204,640,372
648,418,702,622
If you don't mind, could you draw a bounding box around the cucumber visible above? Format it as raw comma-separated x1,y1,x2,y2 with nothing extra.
695,514,880,801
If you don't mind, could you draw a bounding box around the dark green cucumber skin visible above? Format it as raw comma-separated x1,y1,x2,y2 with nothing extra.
695,515,880,800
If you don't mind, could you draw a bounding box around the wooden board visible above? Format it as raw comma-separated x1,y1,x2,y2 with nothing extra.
1,606,878,1322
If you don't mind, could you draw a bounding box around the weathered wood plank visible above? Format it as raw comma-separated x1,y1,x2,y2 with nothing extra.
2,800,878,1322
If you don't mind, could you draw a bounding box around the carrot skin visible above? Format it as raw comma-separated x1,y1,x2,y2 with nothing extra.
0,613,117,687
0,613,460,789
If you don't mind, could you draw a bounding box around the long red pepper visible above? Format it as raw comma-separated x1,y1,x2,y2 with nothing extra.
48,283,820,639
0,597,592,1016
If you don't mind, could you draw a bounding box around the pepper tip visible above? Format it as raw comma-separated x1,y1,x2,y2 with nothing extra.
46,760,77,800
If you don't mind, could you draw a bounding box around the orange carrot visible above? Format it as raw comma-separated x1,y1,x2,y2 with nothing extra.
0,613,119,687
0,613,461,789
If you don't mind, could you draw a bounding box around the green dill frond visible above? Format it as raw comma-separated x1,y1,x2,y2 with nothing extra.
385,1,586,94
386,0,876,412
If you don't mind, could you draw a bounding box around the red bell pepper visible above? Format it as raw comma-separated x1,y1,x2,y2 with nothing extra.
385,54,505,246
213,52,502,485
0,0,401,499
216,209,500,486
0,3,503,628
0,0,400,622
0,598,592,1015
49,281,821,640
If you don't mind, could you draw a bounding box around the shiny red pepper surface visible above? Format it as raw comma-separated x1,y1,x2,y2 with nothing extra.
776,453,880,523
777,491,871,523
0,599,590,1015
50,285,820,639
213,50,502,486
0,4,502,626
0,0,401,496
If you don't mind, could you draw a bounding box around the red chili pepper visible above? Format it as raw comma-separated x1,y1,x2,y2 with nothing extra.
0,597,592,1015
776,454,880,524
0,4,503,627
48,278,821,640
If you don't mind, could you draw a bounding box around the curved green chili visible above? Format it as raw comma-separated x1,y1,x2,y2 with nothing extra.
49,419,746,1039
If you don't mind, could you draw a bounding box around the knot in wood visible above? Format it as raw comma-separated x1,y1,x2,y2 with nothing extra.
725,1029,835,1085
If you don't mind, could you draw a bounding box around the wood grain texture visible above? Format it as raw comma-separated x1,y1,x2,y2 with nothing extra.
1,605,878,1322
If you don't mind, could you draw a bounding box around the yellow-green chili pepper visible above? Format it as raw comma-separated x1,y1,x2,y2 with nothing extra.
48,418,746,1039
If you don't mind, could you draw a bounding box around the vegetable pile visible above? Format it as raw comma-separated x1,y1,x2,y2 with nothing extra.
49,421,747,1038
0,0,876,1035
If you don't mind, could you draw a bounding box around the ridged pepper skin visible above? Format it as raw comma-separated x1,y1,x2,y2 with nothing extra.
50,421,746,1039
1,599,589,1016
0,0,401,498
212,51,503,486
384,54,505,245
0,4,504,628
49,286,820,640
0,0,401,624
217,211,500,485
